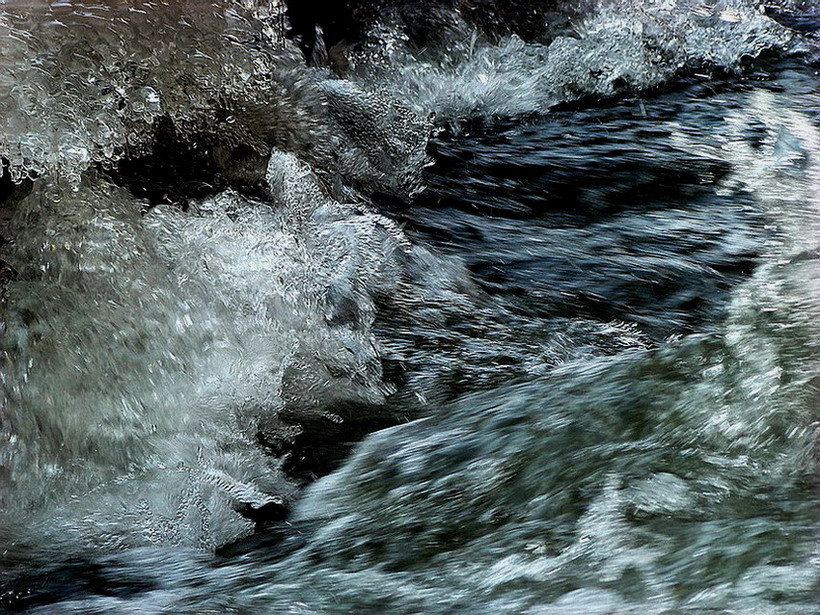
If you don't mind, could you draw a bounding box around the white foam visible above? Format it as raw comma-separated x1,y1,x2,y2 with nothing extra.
346,0,793,121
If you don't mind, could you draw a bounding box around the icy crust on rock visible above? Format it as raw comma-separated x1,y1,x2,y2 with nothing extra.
0,147,412,551
346,0,795,120
0,0,798,193
0,186,282,552
0,0,429,196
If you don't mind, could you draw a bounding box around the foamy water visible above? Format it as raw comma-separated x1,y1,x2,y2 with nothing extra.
1,1,817,612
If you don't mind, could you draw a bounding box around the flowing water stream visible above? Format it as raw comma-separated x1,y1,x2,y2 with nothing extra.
0,1,818,613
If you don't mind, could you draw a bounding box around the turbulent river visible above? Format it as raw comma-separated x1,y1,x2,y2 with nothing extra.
0,1,818,613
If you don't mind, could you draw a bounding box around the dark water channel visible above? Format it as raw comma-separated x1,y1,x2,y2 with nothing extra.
395,77,788,340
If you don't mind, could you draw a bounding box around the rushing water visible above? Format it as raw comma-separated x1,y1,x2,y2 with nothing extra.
0,1,818,613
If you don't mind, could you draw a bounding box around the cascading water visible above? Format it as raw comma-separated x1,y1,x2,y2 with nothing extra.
0,0,817,613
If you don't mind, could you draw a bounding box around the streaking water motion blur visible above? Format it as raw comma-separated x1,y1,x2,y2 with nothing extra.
0,1,818,613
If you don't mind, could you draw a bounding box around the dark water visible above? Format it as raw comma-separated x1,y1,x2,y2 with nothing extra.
1,2,818,613
397,88,769,339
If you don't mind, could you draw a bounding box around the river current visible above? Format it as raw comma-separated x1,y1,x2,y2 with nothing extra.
0,1,818,613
